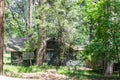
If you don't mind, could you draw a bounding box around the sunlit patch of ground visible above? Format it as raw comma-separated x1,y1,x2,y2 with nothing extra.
0,76,23,80
77,67,92,70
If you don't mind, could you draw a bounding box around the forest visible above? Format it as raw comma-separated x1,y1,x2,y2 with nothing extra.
0,0,120,80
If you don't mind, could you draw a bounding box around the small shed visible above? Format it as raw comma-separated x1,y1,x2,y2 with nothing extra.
6,38,35,66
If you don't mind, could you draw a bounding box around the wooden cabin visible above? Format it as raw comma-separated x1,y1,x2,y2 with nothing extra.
6,38,36,66
46,40,85,65
6,38,60,66
6,38,84,66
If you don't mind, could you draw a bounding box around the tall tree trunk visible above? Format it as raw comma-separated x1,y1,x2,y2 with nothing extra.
29,0,33,66
104,1,114,76
0,0,4,75
56,20,64,66
104,52,113,75
57,33,63,66
36,29,47,66
29,0,32,29
36,0,47,66
105,61,113,76
89,19,93,42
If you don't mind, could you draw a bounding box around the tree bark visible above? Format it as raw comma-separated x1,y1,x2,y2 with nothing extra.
105,61,113,76
29,0,32,29
36,29,47,66
0,0,4,75
36,0,47,66
89,19,93,42
28,0,33,66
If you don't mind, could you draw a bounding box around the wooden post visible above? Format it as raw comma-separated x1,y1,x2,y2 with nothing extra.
0,0,4,75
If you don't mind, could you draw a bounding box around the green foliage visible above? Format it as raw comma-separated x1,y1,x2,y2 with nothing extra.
7,63,54,73
4,63,55,73
5,0,29,38
82,0,120,68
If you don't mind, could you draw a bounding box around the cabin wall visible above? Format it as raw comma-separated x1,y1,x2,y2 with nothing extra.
10,39,78,66
11,52,36,66
11,52,23,65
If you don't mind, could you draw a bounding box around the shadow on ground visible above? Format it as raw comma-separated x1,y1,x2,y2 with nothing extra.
65,69,120,80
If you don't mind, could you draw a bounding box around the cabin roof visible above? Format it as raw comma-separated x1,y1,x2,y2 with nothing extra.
6,38,27,52
64,43,85,51
6,37,84,52
72,45,85,51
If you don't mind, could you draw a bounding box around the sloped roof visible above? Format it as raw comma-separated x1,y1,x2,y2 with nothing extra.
6,37,85,52
6,38,53,52
65,43,85,51
72,45,85,51
6,38,27,52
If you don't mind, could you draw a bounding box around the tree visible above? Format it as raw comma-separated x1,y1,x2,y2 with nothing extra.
28,0,33,65
34,0,82,66
93,0,120,75
0,0,4,75
36,0,47,66
5,0,29,38
83,0,120,75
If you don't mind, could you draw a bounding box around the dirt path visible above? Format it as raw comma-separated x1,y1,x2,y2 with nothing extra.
0,76,41,80
1,69,72,80
0,76,23,80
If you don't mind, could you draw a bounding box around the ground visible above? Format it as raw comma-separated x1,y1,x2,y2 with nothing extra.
1,69,73,80
0,76,23,80
3,54,120,80
2,69,74,80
